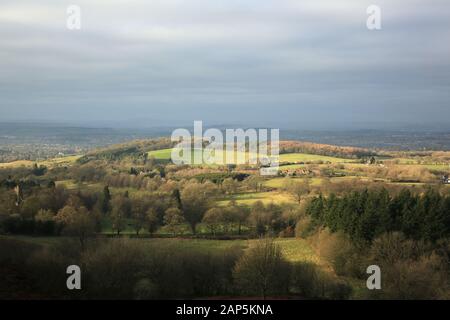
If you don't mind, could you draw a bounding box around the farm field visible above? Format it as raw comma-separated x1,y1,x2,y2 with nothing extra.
56,180,151,196
56,179,103,191
147,148,172,160
148,148,260,164
0,160,35,168
217,191,295,206
0,155,81,168
0,235,322,266
279,153,353,163
408,164,450,172
41,155,82,166
264,177,321,188
141,238,323,265
148,148,353,166
264,176,366,189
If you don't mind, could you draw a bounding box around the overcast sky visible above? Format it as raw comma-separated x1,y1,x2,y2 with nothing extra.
0,0,449,129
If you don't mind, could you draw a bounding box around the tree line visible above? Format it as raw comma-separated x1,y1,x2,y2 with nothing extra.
0,237,351,300
305,188,450,242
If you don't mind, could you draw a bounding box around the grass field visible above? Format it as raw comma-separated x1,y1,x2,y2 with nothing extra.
55,179,103,191
40,155,82,166
147,148,173,160
148,148,353,166
217,191,295,206
410,164,450,171
0,235,320,265
0,160,34,168
0,155,81,168
55,180,150,196
279,164,306,170
279,153,352,163
145,238,321,264
149,148,262,165
264,177,328,188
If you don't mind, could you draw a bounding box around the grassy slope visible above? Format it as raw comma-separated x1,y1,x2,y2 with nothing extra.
217,192,295,206
279,153,352,163
0,235,319,265
148,148,259,163
148,148,351,165
1,234,366,298
147,148,173,160
0,155,81,168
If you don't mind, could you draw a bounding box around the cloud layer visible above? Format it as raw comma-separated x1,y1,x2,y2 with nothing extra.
1,0,449,128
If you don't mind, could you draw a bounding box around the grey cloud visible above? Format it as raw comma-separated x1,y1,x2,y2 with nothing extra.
0,0,449,129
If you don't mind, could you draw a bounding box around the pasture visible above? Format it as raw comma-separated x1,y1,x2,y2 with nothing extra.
217,191,295,206
148,148,353,166
0,235,321,265
0,155,81,168
279,153,352,163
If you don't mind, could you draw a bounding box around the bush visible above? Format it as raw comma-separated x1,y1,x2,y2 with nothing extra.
133,278,158,300
322,278,353,300
143,244,242,298
233,238,290,298
295,216,315,238
82,239,146,299
309,228,366,277
367,232,449,299
290,261,352,300
1,215,35,235
0,238,68,299
290,262,320,298
26,247,75,298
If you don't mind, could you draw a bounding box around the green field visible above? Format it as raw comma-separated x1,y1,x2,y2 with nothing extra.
217,191,295,206
55,180,152,196
264,177,328,188
147,148,173,160
56,179,103,191
148,148,352,166
0,235,321,265
410,164,450,171
279,153,352,163
149,148,262,165
264,177,318,188
0,160,35,168
155,238,321,264
0,155,81,168
279,164,307,170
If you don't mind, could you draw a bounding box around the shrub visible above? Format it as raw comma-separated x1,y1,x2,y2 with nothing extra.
233,238,290,298
309,228,366,277
290,262,320,298
295,216,315,238
367,232,449,299
82,239,146,299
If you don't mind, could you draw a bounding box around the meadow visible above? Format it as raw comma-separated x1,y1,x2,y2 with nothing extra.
0,155,81,168
0,235,322,267
148,148,351,165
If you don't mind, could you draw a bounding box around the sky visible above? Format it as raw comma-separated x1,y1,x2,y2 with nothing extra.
0,0,449,129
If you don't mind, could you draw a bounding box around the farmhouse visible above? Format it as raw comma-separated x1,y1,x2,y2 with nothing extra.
441,175,450,184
